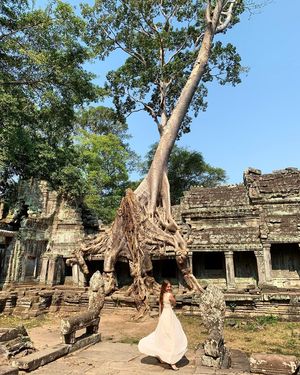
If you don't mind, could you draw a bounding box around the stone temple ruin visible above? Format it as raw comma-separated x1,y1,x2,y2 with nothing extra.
1,167,300,319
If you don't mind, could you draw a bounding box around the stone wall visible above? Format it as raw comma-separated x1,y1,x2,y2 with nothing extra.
1,286,300,321
2,168,300,294
0,180,94,288
178,167,300,290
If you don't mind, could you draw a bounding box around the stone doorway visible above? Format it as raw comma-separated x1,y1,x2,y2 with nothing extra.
192,251,226,287
24,256,37,279
152,258,178,284
233,251,258,288
115,260,132,288
85,260,104,285
63,259,73,285
270,243,300,287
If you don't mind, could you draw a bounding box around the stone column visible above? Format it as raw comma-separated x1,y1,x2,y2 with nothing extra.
78,267,86,287
72,264,86,287
46,257,57,286
188,254,193,273
263,244,272,283
20,256,27,282
224,251,235,289
33,257,39,279
39,256,49,283
254,249,266,285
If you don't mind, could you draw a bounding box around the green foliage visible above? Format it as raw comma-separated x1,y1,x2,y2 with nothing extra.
255,315,279,326
143,143,226,204
82,0,245,135
75,129,134,223
239,315,279,332
65,107,139,223
0,0,97,196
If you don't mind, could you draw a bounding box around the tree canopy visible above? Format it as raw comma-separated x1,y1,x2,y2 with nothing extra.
72,107,139,223
0,0,97,196
143,143,227,204
82,0,244,136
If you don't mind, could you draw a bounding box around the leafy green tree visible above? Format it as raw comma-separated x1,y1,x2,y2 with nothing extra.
0,0,97,196
75,129,136,223
48,106,139,223
143,144,227,204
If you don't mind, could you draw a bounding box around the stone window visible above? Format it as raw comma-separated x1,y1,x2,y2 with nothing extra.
204,252,223,270
192,252,226,283
152,258,178,283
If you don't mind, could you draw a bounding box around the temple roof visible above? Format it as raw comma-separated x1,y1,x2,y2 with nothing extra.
178,168,300,250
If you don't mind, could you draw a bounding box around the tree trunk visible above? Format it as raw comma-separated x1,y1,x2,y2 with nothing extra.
74,1,235,317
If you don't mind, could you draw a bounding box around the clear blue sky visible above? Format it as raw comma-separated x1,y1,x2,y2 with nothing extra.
40,1,300,184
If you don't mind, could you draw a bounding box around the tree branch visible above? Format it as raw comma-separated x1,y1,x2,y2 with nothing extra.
216,0,237,33
0,79,43,86
205,1,212,24
123,89,161,129
102,25,147,65
0,19,49,42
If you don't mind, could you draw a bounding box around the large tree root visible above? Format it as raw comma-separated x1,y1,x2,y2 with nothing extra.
74,187,203,318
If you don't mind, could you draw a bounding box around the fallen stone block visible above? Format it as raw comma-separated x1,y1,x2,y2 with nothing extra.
0,366,18,375
0,327,27,343
250,353,300,375
12,344,69,372
68,333,101,354
0,326,35,358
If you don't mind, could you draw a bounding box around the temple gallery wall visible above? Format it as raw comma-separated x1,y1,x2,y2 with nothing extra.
1,167,300,318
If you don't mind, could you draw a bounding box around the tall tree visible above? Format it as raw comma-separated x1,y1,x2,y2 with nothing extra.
143,144,227,205
74,0,248,317
73,107,139,223
0,0,96,196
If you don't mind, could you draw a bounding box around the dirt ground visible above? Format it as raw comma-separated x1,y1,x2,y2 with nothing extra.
27,309,158,350
2,308,300,361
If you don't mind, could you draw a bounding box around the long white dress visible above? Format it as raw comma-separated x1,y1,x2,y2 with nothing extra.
138,292,187,364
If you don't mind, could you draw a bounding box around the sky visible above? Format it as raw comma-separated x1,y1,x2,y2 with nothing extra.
41,0,300,184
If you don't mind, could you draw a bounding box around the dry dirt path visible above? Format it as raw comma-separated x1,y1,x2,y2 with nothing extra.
14,310,249,375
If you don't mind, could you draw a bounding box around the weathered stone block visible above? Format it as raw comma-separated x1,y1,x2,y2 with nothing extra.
68,333,101,354
201,354,221,368
0,327,27,343
250,353,300,375
0,326,34,359
12,344,69,372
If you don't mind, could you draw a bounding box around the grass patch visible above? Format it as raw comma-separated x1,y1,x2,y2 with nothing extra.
119,337,139,345
178,315,300,356
0,314,53,329
224,317,300,357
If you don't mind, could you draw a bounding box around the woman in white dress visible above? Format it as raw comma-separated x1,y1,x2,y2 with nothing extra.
138,280,187,371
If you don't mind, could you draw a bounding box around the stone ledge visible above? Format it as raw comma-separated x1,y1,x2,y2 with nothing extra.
10,334,101,372
68,333,101,354
249,353,300,375
11,344,69,372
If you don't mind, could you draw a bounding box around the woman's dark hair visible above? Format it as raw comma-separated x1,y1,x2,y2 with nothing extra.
159,280,171,312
